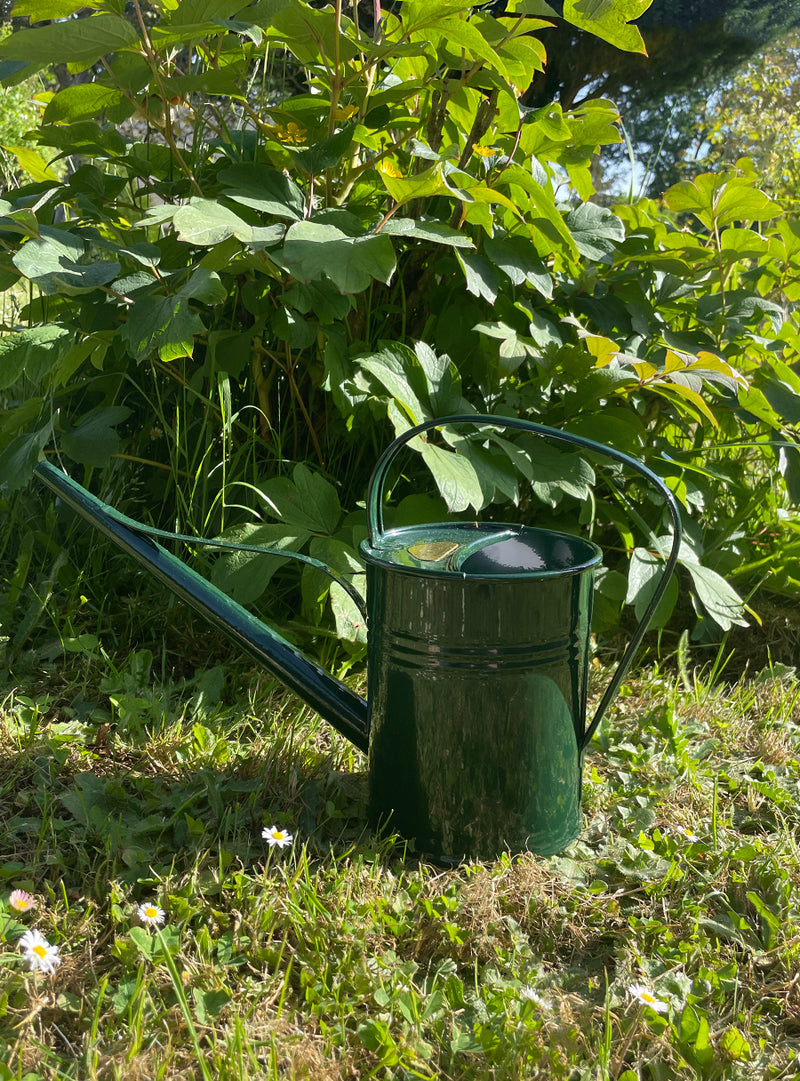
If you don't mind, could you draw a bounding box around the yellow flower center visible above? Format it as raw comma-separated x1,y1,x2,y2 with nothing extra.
272,831,284,840
33,945,47,958
145,907,158,918
17,900,29,910
642,992,655,1003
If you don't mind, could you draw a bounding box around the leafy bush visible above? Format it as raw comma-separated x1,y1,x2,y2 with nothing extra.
0,0,798,658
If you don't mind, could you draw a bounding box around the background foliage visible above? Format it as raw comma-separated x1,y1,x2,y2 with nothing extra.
0,0,798,672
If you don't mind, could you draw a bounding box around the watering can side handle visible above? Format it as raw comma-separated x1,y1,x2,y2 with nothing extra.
67,481,369,623
366,414,682,749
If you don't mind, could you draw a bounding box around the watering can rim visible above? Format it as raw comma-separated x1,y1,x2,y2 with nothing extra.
360,521,604,581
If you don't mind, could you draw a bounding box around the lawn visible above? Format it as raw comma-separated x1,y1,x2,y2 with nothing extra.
1,643,800,1080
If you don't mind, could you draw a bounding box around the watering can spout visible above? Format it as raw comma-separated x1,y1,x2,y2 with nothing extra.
34,460,370,754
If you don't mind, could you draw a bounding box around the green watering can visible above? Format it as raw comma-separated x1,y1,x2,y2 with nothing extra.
35,414,681,862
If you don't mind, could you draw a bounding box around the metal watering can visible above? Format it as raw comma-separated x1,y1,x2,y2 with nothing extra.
35,414,681,862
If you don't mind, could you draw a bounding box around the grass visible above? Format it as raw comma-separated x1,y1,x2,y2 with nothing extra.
1,640,800,1080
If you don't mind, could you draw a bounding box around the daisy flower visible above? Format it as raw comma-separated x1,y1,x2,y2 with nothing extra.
137,902,166,928
9,890,36,913
262,825,293,849
675,826,699,842
18,928,61,974
628,983,669,1013
519,986,547,1007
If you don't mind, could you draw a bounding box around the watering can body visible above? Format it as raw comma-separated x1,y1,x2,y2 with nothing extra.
35,414,681,862
363,523,600,860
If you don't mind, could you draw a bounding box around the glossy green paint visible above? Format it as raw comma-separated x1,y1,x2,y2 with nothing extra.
362,524,601,860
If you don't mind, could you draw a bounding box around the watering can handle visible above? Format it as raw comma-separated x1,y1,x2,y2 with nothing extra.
366,414,682,750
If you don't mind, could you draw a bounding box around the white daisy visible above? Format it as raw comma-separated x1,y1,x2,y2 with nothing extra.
262,825,293,849
18,928,61,974
137,902,166,928
676,826,699,842
9,890,36,913
628,983,669,1013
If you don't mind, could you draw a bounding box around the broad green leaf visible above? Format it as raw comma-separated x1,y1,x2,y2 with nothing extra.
61,406,131,468
565,202,625,261
173,199,253,245
378,163,447,206
423,16,511,83
456,250,499,304
0,427,49,492
380,217,475,249
13,228,119,295
44,84,128,124
525,443,595,506
0,14,140,71
258,464,341,534
179,267,227,305
0,325,72,390
276,222,395,294
218,162,304,220
290,124,355,175
682,558,747,630
665,172,780,230
562,0,650,53
1,146,58,183
210,523,310,604
419,441,484,513
720,1027,751,1063
12,0,99,15
484,234,552,296
306,536,366,642
192,988,231,1025
625,546,678,626
360,345,430,425
120,295,205,361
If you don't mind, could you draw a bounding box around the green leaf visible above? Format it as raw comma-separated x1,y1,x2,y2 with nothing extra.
12,0,97,15
524,443,595,506
210,524,310,603
419,440,484,513
306,536,366,643
276,222,396,294
565,201,625,261
483,234,552,297
562,0,650,53
258,464,341,534
173,199,253,245
179,267,227,305
192,988,231,1025
380,217,475,248
0,325,72,390
218,162,304,220
625,547,678,627
378,162,447,206
682,558,747,631
0,14,140,72
360,344,430,426
290,123,356,174
1,146,59,183
12,227,120,295
0,426,49,493
61,406,131,467
456,250,499,304
44,84,129,125
120,295,205,361
720,1026,751,1062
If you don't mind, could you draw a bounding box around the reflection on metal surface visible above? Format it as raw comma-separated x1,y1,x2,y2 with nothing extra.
407,540,460,562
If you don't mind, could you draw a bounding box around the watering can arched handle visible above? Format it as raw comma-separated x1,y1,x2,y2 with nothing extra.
366,414,682,750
